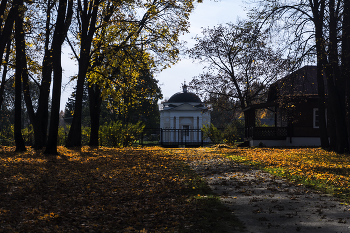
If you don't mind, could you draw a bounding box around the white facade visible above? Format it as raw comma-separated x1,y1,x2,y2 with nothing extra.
159,85,210,144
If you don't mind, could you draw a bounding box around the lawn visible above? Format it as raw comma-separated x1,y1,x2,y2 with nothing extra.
224,147,350,202
0,146,243,233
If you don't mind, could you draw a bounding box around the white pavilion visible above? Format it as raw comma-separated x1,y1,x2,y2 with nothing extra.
159,84,210,146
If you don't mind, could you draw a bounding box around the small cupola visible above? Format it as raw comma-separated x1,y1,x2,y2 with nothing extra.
183,82,188,93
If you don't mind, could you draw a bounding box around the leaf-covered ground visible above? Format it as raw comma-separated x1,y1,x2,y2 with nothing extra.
225,147,350,202
0,146,242,233
1,146,349,232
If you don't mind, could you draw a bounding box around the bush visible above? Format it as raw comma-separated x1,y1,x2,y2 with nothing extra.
0,122,145,148
82,126,90,146
0,124,14,146
202,123,223,144
57,126,69,146
99,121,145,147
223,121,244,145
22,124,34,146
0,124,35,146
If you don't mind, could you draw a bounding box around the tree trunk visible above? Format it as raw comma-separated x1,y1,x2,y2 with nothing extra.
44,0,73,154
45,48,63,154
33,0,55,149
0,2,16,112
0,3,15,66
65,57,88,147
324,0,348,153
14,0,26,152
311,0,329,149
0,41,11,112
88,83,102,146
343,0,350,149
66,0,99,147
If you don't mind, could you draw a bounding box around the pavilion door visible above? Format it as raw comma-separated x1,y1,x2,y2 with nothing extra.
182,125,190,142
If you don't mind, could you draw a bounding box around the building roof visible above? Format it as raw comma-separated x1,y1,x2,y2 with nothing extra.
167,83,202,103
267,65,326,101
167,92,201,103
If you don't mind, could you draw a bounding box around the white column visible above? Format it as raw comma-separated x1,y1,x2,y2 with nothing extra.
193,116,197,142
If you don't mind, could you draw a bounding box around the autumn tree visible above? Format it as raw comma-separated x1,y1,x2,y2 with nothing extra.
3,0,74,152
14,0,26,151
343,0,350,144
44,0,73,154
249,0,349,152
0,41,12,114
66,0,200,147
0,0,16,105
64,0,110,147
86,43,162,146
188,22,290,116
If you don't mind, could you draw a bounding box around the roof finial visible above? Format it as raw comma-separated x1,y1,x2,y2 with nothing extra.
183,81,187,93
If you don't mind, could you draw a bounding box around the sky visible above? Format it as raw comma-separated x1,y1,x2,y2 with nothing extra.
59,0,248,111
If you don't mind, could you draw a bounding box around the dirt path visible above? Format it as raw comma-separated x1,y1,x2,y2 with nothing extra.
188,157,350,233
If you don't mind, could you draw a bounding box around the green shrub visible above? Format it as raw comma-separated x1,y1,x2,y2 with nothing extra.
0,124,14,146
57,126,69,146
0,122,144,148
202,123,223,144
99,121,144,147
223,121,244,145
82,126,90,146
22,124,34,146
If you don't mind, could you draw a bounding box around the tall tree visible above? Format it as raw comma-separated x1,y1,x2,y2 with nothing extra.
44,0,73,154
14,0,26,151
18,0,72,150
0,0,16,73
0,0,16,113
188,22,290,114
86,46,161,146
66,0,199,147
0,41,11,112
65,0,113,147
250,0,348,152
30,0,57,149
344,0,350,141
324,0,348,153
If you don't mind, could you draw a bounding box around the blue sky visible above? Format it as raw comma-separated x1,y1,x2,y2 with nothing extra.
60,0,247,110
156,0,247,101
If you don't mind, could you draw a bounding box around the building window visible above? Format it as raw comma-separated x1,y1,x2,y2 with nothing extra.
313,108,327,128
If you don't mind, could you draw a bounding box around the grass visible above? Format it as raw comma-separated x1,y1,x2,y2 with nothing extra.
224,147,350,203
0,146,244,233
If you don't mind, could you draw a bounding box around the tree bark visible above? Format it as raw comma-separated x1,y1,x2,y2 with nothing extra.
324,0,348,153
33,0,55,149
14,0,26,152
0,41,11,112
44,0,73,154
311,0,329,149
0,2,15,66
88,82,102,146
343,0,350,149
66,0,99,147
0,1,16,112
